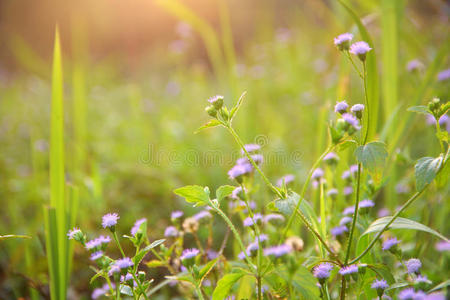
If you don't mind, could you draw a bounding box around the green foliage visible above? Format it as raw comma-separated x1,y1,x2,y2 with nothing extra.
174,185,210,206
212,272,245,300
216,185,235,202
362,216,448,241
414,155,443,191
355,141,388,185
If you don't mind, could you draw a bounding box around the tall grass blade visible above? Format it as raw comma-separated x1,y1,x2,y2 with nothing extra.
46,26,68,300
381,0,401,121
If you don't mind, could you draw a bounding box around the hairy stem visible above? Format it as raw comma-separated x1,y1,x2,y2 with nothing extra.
344,163,362,264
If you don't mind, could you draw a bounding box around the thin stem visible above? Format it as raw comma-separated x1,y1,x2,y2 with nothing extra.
226,125,283,198
212,205,257,272
340,277,346,300
346,52,364,79
281,146,334,241
112,232,150,300
195,285,205,300
344,163,362,264
435,120,445,152
349,188,426,264
362,62,370,144
240,184,263,300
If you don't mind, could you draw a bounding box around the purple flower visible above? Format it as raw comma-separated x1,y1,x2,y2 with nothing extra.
407,59,424,72
334,33,353,50
343,206,355,215
243,213,263,227
164,226,178,237
312,168,324,180
92,288,105,299
351,104,365,113
231,186,245,199
377,208,390,218
67,227,81,240
86,235,111,250
256,234,269,242
398,288,426,300
335,101,349,114
193,210,212,221
342,113,361,130
405,258,422,274
313,263,334,281
108,264,121,276
424,293,446,300
350,41,372,61
241,144,261,154
228,163,253,180
435,240,450,252
324,152,339,162
331,225,348,237
246,242,259,255
263,244,292,257
359,199,375,208
339,216,352,226
181,248,200,260
339,264,358,275
115,257,134,269
102,213,119,228
344,186,353,196
171,210,184,219
131,218,147,236
350,164,359,174
342,170,351,180
437,68,450,81
277,174,295,187
90,251,103,261
426,114,450,132
415,275,430,284
382,237,400,251
371,279,389,290
121,273,134,283
327,188,338,198
207,95,224,106
263,214,285,224
206,250,219,260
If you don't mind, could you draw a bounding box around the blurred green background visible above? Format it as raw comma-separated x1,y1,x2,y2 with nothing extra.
0,0,448,298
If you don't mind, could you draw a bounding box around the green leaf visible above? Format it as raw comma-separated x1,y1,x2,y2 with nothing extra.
212,272,245,300
229,91,247,121
195,119,221,133
290,266,321,299
0,235,31,240
355,141,388,185
133,239,165,265
362,217,449,242
407,105,432,115
120,285,133,296
385,282,409,291
428,279,450,293
414,156,443,191
338,139,357,152
436,158,449,188
272,191,300,215
198,258,219,284
216,185,235,202
174,185,210,206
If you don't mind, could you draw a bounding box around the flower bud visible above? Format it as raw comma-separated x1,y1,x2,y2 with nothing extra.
428,97,440,112
219,107,229,121
205,105,217,117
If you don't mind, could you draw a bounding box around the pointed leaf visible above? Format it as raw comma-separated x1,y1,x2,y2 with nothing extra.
133,239,166,265
174,185,210,206
195,119,221,133
362,217,449,242
414,156,443,191
212,272,245,300
407,105,432,115
229,91,247,121
216,185,235,202
355,141,388,185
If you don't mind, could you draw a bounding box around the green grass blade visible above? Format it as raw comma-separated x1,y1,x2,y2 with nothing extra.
381,0,401,121
339,0,379,140
47,26,67,300
155,0,225,78
44,207,60,300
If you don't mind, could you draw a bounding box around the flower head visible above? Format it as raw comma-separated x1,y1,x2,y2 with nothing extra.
398,287,425,300
277,174,295,187
334,33,353,51
405,258,422,274
435,240,450,252
382,237,400,251
323,152,339,165
343,206,355,215
327,188,338,198
407,59,424,72
90,251,103,261
342,113,361,130
131,218,147,236
85,235,111,251
242,144,261,154
339,264,358,276
351,104,365,119
182,217,199,233
359,199,375,209
164,226,178,237
102,213,119,229
339,216,352,226
207,95,224,109
285,236,304,252
228,163,253,182
263,213,285,224
263,244,292,257
115,257,134,269
437,68,450,81
171,210,184,219
313,263,333,284
311,168,324,180
335,101,349,114
193,210,212,221
371,279,389,290
377,208,390,218
181,248,200,260
67,227,84,242
243,213,263,227
350,41,372,61
331,225,348,237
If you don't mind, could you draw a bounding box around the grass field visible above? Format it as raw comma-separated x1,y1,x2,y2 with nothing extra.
0,0,449,299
